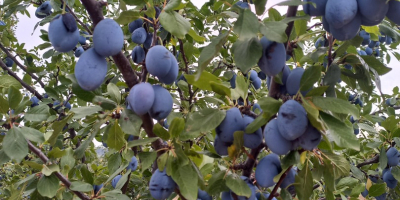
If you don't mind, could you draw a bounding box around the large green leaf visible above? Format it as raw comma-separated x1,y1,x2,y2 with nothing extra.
294,162,313,200
312,96,359,118
185,108,226,134
37,174,59,198
226,174,252,198
233,9,260,39
3,127,28,162
8,86,22,109
159,11,190,39
232,37,262,73
0,75,22,89
260,21,288,43
171,164,198,200
107,122,125,150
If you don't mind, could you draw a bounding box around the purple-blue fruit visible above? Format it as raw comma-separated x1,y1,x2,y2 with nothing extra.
75,48,107,91
386,98,395,106
198,189,212,200
280,168,296,188
357,0,389,26
368,40,377,48
48,14,79,52
214,135,231,156
30,96,39,107
235,1,250,9
386,0,400,25
379,34,386,43
221,191,232,200
376,193,386,200
285,67,305,96
298,124,322,150
149,85,173,120
93,19,124,57
128,18,143,33
215,107,245,143
251,77,261,89
127,156,138,171
230,74,237,88
354,128,359,135
365,47,373,55
325,0,358,29
329,13,361,41
386,147,400,166
145,45,172,77
303,0,327,16
258,37,286,76
258,71,267,80
322,16,330,32
149,169,177,200
249,70,258,81
386,36,392,45
127,82,155,115
233,176,256,200
78,35,86,45
252,103,262,113
255,154,282,188
344,64,352,70
264,119,292,155
93,184,103,194
111,175,122,188
314,37,325,48
358,50,367,56
4,57,13,67
35,1,52,18
375,49,380,57
131,27,147,45
243,115,263,149
127,135,135,141
143,33,153,49
158,52,179,85
75,46,84,57
277,100,308,141
350,116,355,123
383,168,397,189
359,30,370,45
175,74,186,86
131,46,145,64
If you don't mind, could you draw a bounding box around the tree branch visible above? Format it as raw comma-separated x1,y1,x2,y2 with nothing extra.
356,155,379,168
0,42,45,88
27,140,90,200
60,0,92,34
371,106,400,115
0,59,43,100
268,166,293,200
242,142,266,177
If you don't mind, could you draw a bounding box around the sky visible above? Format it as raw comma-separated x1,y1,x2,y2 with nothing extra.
13,0,400,96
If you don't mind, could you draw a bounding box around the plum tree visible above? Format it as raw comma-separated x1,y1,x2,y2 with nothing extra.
131,27,147,45
126,82,155,115
302,0,327,16
111,175,122,188
35,1,52,18
75,48,107,91
145,45,173,77
277,100,308,141
264,119,292,155
243,115,263,149
258,37,286,76
48,13,79,52
128,19,143,33
149,85,173,120
386,147,400,166
131,46,145,64
93,18,124,57
126,156,138,171
255,154,282,188
357,0,389,26
74,46,84,57
386,0,400,25
149,169,176,200
215,107,245,143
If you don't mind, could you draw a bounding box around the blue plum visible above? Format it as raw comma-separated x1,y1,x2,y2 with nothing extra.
354,128,359,135
93,18,124,57
359,30,370,45
131,46,145,64
127,156,138,171
255,154,282,188
314,37,325,48
368,40,377,48
325,0,358,29
48,14,79,52
280,168,297,189
386,0,400,25
35,1,52,18
230,74,237,88
215,107,245,143
248,70,258,81
350,116,355,123
379,34,386,43
30,96,39,107
149,169,176,200
149,85,173,120
365,47,373,55
221,191,232,200
126,82,155,115
198,189,212,200
376,193,387,200
175,74,186,86
298,124,322,150
214,135,232,156
128,18,143,33
277,100,308,141
127,135,135,141
75,48,107,91
264,119,292,155
302,0,327,16
93,184,103,194
145,45,173,77
285,67,305,96
256,193,277,200
386,98,395,106
252,103,262,113
243,115,263,149
258,37,286,76
361,187,368,197
78,35,86,45
143,32,153,49
383,168,397,189
358,50,367,56
111,175,122,188
375,49,381,57
348,94,356,101
386,147,400,166
158,52,179,85
322,16,330,32
235,1,250,9
358,0,388,26
258,71,267,80
163,119,169,129
329,13,361,41
386,36,393,45
131,27,147,45
75,46,84,57
251,77,261,89
4,57,13,67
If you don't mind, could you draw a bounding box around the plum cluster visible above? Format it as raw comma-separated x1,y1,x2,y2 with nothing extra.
304,0,400,41
266,66,311,96
126,83,173,120
214,107,263,155
149,169,177,200
348,93,363,107
255,154,297,189
358,30,396,58
146,45,179,85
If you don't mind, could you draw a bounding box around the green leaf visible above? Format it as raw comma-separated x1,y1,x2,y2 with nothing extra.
0,95,9,113
171,164,198,199
72,82,96,102
70,181,93,192
93,96,117,110
390,166,400,182
49,115,72,145
153,123,171,141
114,10,140,25
24,104,53,122
206,171,229,195
159,11,190,39
258,97,282,118
169,117,185,138
294,17,307,36
48,147,66,159
379,148,388,170
20,127,45,143
119,107,142,136
42,164,60,176
0,150,10,165
185,71,222,91
108,153,122,175
312,96,359,118
188,28,206,43
233,9,260,39
336,177,358,190
322,151,351,178
226,174,252,198
368,183,386,197
294,162,313,200
74,120,103,159
127,137,159,148
122,0,146,6
185,108,226,134
254,0,268,15
210,81,231,97
232,37,262,73
260,21,288,43
300,65,321,91
37,174,59,198
3,127,28,162
0,75,22,89
70,106,102,119
115,170,130,189
138,152,157,171
107,121,125,150
8,86,22,109
164,0,181,11
107,83,121,104
320,112,360,151
234,73,249,101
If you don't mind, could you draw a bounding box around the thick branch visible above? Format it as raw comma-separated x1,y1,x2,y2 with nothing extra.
356,155,379,168
27,141,90,200
0,42,45,88
242,142,265,177
0,60,43,100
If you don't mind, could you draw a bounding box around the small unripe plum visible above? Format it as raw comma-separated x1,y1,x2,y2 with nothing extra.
158,52,179,85
243,115,263,149
386,0,400,25
128,18,143,33
255,154,282,188
302,0,327,16
131,27,147,45
329,13,361,41
131,46,145,64
277,100,308,141
93,18,124,57
145,45,172,77
298,124,322,150
325,0,358,29
383,168,397,189
4,57,13,67
75,46,84,57
386,147,400,166
386,98,395,106
111,175,122,188
126,82,155,115
280,168,297,188
127,156,138,171
264,119,292,155
198,189,212,200
285,67,305,96
215,107,245,143
149,169,176,200
214,135,232,156
258,37,286,76
35,1,52,18
358,0,388,26
75,48,107,91
149,85,173,120
48,14,79,52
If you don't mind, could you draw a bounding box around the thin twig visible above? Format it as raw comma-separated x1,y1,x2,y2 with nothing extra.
60,0,92,34
268,166,293,200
